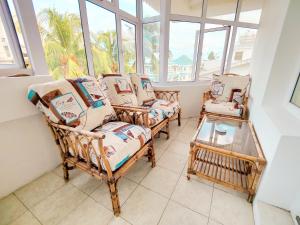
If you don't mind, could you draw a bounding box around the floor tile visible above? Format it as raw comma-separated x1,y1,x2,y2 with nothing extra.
165,140,189,157
210,188,254,225
0,194,27,225
90,178,137,210
8,211,41,225
32,184,87,225
125,159,152,183
58,198,112,225
171,176,213,216
157,151,186,174
256,201,294,225
158,201,208,225
122,186,168,225
14,172,65,208
154,137,173,153
214,183,247,199
208,218,223,225
70,172,101,195
141,166,180,198
176,126,197,144
108,216,131,225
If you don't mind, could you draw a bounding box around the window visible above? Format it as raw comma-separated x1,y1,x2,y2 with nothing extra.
291,74,300,108
206,0,238,21
168,21,200,82
0,16,14,65
142,0,160,18
230,28,257,75
199,25,228,77
86,1,119,76
119,0,136,17
7,0,31,68
121,20,136,74
32,0,88,79
239,0,263,24
143,22,160,82
171,0,203,17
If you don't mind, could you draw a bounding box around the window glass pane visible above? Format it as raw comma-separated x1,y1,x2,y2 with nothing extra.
0,16,14,64
168,21,199,82
200,26,227,77
121,20,136,74
206,0,238,21
119,0,136,17
171,0,202,17
32,0,88,79
230,28,257,75
239,0,262,24
143,22,160,82
86,1,119,76
142,0,160,18
7,0,31,68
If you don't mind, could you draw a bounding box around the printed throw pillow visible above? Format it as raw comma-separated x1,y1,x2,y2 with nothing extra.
101,74,138,106
211,74,250,102
27,77,117,131
130,73,156,106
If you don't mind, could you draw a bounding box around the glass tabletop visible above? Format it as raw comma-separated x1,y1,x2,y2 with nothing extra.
195,116,258,157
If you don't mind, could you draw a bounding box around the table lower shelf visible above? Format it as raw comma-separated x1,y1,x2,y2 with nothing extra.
188,148,254,194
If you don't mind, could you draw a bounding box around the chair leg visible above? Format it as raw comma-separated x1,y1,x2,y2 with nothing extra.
166,121,170,140
177,111,181,126
107,179,121,216
63,162,69,181
149,141,156,168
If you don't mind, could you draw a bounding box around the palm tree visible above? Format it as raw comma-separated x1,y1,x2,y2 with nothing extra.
38,8,87,79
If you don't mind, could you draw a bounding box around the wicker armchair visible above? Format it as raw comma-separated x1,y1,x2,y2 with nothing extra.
28,77,155,216
199,73,250,125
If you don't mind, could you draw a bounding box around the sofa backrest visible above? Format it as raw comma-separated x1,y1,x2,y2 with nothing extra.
129,73,156,106
101,73,138,106
211,74,250,102
27,76,116,131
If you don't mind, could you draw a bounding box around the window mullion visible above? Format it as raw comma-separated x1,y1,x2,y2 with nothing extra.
13,0,48,75
116,15,124,74
79,0,95,77
136,0,143,74
160,0,170,83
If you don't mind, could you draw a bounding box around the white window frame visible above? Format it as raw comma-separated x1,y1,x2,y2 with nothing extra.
0,0,30,76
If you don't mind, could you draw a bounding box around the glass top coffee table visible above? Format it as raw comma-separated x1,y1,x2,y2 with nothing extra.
187,115,266,202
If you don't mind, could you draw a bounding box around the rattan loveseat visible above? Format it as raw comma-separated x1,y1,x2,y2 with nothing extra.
101,73,181,139
27,77,155,216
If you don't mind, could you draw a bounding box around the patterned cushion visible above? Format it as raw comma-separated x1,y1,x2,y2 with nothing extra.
69,121,151,171
148,108,165,127
27,77,116,131
130,73,156,106
101,74,138,106
145,99,180,118
204,99,242,117
211,74,250,102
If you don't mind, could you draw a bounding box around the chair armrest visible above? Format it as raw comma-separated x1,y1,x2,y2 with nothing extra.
203,90,212,103
47,120,114,176
154,90,180,102
112,105,150,128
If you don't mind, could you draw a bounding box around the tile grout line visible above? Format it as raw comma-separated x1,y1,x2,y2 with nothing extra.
207,185,215,225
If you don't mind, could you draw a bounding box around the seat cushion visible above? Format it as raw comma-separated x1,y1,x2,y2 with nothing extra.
101,74,138,106
148,108,165,127
130,73,156,105
204,100,242,117
211,74,250,102
79,122,151,171
145,99,180,118
27,77,116,131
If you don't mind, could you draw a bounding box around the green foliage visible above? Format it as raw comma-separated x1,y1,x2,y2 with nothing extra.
208,51,216,61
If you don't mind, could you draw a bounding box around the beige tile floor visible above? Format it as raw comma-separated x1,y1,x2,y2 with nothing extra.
1,118,262,225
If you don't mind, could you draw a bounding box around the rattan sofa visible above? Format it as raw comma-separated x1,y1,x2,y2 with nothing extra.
198,73,251,125
27,77,155,216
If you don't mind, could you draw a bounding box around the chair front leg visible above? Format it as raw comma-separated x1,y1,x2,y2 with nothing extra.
178,110,181,126
149,140,156,168
63,161,69,181
107,179,121,216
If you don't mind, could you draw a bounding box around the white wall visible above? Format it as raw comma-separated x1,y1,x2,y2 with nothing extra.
0,76,61,198
249,0,300,222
